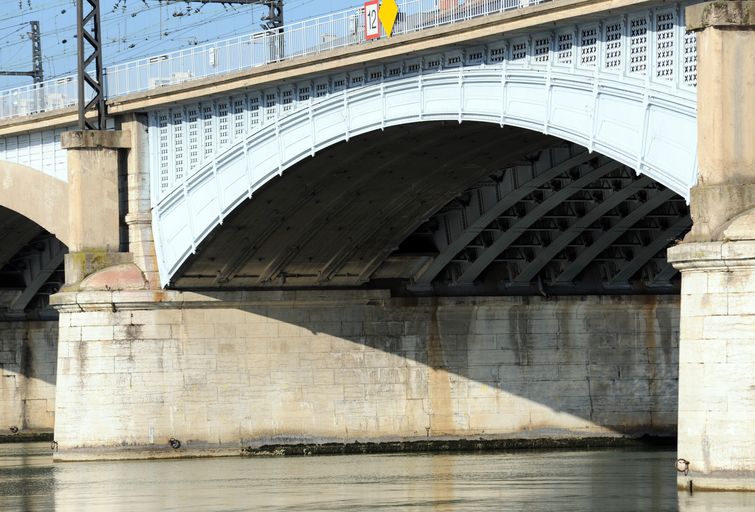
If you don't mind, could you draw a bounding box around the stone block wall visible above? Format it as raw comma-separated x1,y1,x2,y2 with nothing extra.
0,321,58,432
670,241,755,490
51,291,679,459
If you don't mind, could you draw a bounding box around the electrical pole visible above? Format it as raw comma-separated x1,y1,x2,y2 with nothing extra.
76,0,106,130
259,1,284,62
30,21,43,83
0,21,44,83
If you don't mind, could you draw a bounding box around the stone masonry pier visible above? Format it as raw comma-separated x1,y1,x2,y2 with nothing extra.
50,290,678,460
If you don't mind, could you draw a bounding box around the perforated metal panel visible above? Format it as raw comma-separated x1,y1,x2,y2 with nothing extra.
579,26,598,68
556,32,574,65
629,15,648,75
0,127,70,183
656,11,676,81
604,20,623,70
683,32,697,86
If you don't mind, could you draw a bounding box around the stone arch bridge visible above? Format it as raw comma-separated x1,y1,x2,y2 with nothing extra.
0,0,752,492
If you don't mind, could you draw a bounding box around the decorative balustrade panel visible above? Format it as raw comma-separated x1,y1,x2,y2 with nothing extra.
150,3,697,202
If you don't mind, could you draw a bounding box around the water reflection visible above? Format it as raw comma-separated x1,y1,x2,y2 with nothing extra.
0,443,753,511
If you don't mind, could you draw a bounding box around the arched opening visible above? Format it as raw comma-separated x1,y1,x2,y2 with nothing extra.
0,205,63,435
168,122,689,293
149,122,687,440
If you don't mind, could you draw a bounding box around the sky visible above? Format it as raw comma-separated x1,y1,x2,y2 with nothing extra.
0,0,362,90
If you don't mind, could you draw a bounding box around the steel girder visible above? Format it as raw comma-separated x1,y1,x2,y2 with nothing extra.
553,188,677,285
400,144,691,294
0,234,65,317
452,161,622,286
508,176,653,287
607,215,692,287
412,150,595,288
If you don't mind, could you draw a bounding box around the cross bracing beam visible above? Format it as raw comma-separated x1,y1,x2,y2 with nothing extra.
508,176,653,288
7,237,65,314
354,133,552,286
452,160,621,286
648,261,682,287
553,188,677,285
255,127,465,286
315,130,543,286
411,150,594,288
607,215,692,288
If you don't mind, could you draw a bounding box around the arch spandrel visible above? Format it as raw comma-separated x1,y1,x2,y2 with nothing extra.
149,4,698,286
0,160,69,246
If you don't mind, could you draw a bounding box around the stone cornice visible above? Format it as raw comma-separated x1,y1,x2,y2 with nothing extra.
667,240,755,270
686,0,755,31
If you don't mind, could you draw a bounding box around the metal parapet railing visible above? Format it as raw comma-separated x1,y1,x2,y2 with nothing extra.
0,0,544,121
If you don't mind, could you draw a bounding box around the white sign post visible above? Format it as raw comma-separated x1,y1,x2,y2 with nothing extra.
364,0,381,41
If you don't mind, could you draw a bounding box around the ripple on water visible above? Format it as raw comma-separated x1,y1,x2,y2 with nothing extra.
1,444,754,511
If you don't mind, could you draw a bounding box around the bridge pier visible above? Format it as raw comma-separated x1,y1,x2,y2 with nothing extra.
49,290,678,461
60,130,133,283
668,1,755,491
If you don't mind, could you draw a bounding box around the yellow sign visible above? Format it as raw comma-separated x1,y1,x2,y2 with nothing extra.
379,0,399,37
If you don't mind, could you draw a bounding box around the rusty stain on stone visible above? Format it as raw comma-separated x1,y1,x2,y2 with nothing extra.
426,302,454,435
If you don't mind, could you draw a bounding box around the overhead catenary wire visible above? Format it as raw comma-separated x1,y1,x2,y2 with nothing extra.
0,0,341,88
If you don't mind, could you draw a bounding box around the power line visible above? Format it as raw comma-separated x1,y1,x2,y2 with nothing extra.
0,21,43,83
0,0,333,87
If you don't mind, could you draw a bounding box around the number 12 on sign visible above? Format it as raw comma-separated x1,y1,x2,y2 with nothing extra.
364,0,381,40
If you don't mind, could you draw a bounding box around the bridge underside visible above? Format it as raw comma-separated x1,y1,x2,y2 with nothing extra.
0,206,65,320
173,122,689,295
0,206,61,435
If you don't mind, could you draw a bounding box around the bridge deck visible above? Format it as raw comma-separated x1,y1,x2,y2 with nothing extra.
0,0,671,137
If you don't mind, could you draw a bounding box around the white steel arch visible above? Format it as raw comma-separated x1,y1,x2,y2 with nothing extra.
151,5,698,286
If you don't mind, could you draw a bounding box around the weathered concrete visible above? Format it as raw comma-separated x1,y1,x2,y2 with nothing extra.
50,289,678,461
0,321,57,435
61,130,131,284
120,114,160,289
685,0,755,242
668,0,755,492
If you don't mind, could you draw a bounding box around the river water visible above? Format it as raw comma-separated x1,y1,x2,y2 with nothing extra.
0,443,753,511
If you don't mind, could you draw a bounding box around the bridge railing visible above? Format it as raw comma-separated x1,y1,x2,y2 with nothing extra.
0,0,543,121
0,75,78,120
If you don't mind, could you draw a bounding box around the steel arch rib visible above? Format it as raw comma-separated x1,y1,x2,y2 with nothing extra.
153,67,697,286
553,188,677,285
319,133,521,286
509,176,652,287
413,150,594,287
608,216,692,287
354,131,552,286
253,129,428,285
650,261,681,286
453,161,621,286
9,238,66,313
